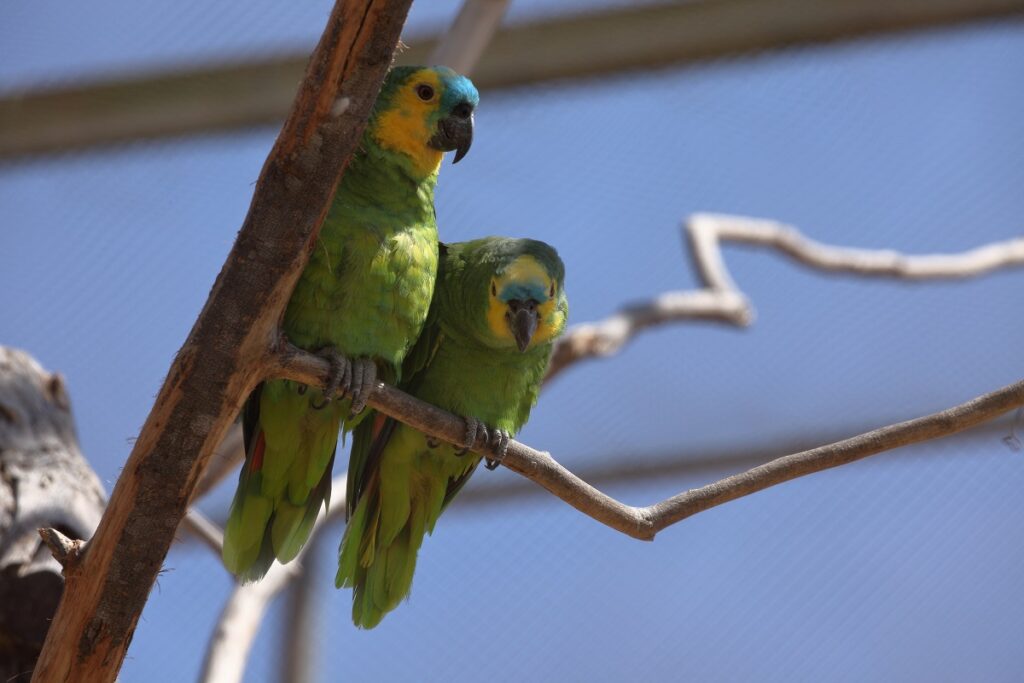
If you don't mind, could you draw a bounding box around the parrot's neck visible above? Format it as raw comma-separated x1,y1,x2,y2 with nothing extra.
354,137,439,189
330,141,439,223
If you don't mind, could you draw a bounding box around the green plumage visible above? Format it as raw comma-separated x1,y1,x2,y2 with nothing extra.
223,66,479,581
337,237,569,628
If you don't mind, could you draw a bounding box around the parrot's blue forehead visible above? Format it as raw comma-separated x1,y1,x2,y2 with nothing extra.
498,281,550,304
435,67,480,110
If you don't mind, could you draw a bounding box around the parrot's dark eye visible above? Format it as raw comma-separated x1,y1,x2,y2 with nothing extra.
415,84,435,101
490,282,497,296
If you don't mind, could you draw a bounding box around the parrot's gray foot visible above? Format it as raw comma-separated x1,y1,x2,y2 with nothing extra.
458,416,511,469
347,358,377,416
309,348,378,417
308,349,377,414
310,347,349,410
426,436,441,449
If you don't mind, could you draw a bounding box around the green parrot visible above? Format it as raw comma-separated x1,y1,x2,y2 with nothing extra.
336,237,569,628
222,66,480,582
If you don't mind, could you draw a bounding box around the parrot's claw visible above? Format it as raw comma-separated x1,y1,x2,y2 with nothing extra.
426,436,441,449
456,416,478,456
484,429,511,470
347,358,377,417
311,347,348,409
458,416,511,468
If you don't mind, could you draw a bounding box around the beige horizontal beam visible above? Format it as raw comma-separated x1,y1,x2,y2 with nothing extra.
3,0,1023,158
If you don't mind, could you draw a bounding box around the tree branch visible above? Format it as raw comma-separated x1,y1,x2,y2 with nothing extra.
429,0,510,74
272,344,1024,540
180,508,224,557
545,214,1024,381
198,476,345,683
30,3,413,681
193,424,245,500
545,288,751,382
688,212,1024,288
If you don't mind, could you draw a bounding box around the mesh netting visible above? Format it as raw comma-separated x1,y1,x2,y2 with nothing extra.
2,8,1023,682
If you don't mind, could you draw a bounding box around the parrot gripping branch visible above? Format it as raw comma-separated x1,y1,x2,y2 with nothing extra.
270,342,1024,541
193,219,1024,500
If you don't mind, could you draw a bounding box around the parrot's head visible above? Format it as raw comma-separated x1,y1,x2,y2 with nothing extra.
453,238,568,353
368,65,479,178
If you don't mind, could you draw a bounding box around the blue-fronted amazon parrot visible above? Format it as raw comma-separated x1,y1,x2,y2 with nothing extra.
222,66,480,582
337,237,569,628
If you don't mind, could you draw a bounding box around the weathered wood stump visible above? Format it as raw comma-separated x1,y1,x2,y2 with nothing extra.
0,347,105,680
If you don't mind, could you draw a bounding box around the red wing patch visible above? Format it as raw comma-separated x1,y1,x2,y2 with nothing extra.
372,413,388,442
251,431,266,472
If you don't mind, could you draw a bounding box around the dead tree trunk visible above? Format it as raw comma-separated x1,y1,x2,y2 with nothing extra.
0,348,105,680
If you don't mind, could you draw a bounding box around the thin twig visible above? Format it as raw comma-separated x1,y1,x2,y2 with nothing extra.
37,528,83,571
272,344,1024,540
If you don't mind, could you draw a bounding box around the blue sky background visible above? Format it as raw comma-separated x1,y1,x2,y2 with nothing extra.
2,3,1024,681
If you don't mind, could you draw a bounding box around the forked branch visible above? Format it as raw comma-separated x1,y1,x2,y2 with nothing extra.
546,214,1024,381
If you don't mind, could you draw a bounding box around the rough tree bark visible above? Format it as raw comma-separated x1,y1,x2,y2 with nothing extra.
30,2,413,681
0,348,105,681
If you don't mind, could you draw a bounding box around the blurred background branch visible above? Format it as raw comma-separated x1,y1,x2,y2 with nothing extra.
198,479,346,683
4,0,1024,158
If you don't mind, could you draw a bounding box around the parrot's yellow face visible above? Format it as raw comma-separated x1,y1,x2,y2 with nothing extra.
486,254,566,352
369,66,478,178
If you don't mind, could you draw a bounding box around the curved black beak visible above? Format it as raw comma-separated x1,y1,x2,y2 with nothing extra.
506,299,539,352
429,101,474,164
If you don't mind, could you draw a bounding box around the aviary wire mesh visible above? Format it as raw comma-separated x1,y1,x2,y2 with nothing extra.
2,4,1023,681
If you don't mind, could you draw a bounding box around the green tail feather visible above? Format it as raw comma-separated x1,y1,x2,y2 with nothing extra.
222,382,341,580
336,462,435,628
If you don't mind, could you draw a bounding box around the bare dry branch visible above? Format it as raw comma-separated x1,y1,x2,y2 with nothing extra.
198,476,345,683
273,344,1024,540
194,424,245,499
180,508,224,557
31,3,414,681
199,562,297,683
36,529,84,571
545,288,751,382
688,212,1024,289
546,214,1024,382
429,0,510,74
